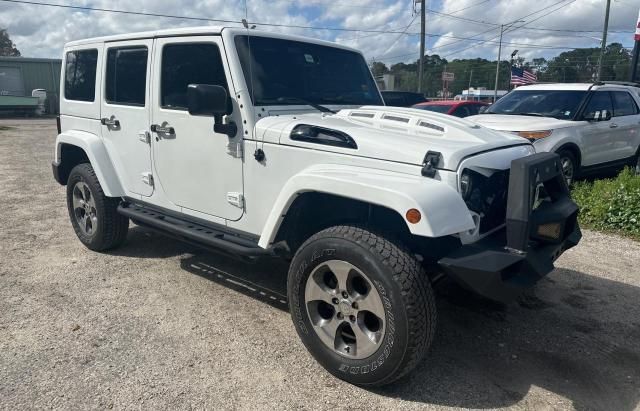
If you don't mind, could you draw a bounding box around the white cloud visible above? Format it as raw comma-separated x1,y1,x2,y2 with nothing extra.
0,0,638,64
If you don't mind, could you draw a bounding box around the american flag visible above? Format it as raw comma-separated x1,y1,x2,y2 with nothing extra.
511,67,537,85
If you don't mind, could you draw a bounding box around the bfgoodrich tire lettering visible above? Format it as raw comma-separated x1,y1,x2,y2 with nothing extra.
66,163,129,251
287,225,436,386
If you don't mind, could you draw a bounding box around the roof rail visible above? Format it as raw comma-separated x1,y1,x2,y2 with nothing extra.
592,81,640,88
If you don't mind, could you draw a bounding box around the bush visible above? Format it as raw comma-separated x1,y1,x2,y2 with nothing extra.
572,167,640,239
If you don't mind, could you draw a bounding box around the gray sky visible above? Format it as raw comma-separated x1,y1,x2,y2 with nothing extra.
1,0,638,63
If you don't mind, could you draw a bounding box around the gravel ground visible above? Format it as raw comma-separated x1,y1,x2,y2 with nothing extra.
1,118,639,410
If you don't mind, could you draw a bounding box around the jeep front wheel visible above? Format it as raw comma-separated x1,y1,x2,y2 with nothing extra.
287,226,436,386
66,163,129,251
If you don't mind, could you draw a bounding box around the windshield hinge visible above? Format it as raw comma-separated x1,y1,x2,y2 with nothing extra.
227,141,243,159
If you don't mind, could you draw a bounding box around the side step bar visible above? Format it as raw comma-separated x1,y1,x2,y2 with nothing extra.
117,202,273,257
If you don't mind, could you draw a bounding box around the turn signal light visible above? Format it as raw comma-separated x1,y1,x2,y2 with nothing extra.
406,209,422,224
517,130,552,140
537,222,562,240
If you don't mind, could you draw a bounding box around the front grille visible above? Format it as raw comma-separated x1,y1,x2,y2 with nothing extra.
464,170,510,234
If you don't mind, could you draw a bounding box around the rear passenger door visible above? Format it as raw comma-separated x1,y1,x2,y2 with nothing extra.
100,40,154,197
610,90,640,161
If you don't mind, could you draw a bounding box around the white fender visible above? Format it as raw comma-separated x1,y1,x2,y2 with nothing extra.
258,164,475,248
54,130,125,197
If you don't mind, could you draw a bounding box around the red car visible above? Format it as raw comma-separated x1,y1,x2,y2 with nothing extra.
412,100,488,118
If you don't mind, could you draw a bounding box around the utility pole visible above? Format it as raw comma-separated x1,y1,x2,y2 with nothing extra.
493,20,524,102
418,0,426,93
596,0,611,81
493,24,505,103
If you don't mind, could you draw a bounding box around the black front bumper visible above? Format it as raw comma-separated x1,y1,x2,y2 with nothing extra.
438,152,582,303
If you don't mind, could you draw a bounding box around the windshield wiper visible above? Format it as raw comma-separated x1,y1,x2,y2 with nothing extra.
516,112,547,117
275,97,337,114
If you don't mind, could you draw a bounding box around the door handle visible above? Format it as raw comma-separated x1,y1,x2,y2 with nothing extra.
609,123,618,128
151,124,175,135
100,117,120,127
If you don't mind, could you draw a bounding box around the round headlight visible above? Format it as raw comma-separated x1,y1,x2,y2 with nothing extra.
460,170,473,200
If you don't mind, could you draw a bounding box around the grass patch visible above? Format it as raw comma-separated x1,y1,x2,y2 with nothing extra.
572,167,640,240
0,125,14,131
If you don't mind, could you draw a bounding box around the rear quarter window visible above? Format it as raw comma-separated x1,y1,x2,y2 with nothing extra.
64,49,98,102
611,91,639,117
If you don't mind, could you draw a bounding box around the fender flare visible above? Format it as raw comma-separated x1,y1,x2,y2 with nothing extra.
54,130,125,197
258,164,475,248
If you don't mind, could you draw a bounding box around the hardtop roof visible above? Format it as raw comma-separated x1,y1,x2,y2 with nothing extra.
63,26,359,53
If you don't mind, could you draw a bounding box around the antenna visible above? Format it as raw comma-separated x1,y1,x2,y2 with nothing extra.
242,1,264,161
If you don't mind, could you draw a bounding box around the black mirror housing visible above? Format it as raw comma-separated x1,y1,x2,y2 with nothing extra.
187,84,232,116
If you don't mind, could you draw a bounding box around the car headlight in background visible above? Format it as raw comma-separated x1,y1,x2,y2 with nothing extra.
460,170,473,200
515,130,553,142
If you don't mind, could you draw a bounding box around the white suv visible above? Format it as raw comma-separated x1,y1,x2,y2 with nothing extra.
52,27,581,386
468,83,640,184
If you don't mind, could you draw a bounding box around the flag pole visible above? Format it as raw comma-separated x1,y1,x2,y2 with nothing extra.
631,9,640,82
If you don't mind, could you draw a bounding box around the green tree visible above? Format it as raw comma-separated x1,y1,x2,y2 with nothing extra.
370,61,389,77
0,29,20,57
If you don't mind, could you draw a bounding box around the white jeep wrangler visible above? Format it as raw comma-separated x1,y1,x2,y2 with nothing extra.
52,27,581,386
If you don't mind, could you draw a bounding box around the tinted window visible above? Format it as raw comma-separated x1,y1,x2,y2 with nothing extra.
486,90,586,119
161,43,228,110
611,91,639,117
452,106,471,117
583,92,613,120
64,49,98,102
235,35,382,106
105,46,148,106
466,104,482,116
383,93,407,107
414,105,452,114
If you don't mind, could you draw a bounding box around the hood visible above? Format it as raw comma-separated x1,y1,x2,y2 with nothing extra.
254,106,530,171
466,114,576,132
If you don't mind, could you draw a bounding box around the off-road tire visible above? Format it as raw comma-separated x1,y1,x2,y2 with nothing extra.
66,163,128,251
287,225,436,386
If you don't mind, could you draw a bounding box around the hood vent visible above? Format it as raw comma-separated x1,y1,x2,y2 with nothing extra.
418,121,445,133
382,114,410,123
350,112,375,118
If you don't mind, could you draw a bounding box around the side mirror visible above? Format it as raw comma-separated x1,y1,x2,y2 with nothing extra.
583,109,612,122
187,84,237,138
478,105,488,114
187,84,231,116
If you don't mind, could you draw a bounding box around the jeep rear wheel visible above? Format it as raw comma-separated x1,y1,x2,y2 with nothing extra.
287,226,436,386
66,163,129,251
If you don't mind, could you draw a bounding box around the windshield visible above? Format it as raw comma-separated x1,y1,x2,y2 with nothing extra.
414,105,453,113
485,90,587,119
235,35,383,106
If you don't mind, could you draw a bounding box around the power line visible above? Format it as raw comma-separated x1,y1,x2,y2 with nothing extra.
442,0,577,58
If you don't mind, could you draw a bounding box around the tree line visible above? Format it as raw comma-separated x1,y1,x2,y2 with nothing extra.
371,43,632,97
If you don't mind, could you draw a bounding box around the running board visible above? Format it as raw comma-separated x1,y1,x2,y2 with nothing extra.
117,202,273,257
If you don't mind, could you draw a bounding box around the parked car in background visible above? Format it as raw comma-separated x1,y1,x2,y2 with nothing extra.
468,82,640,184
412,100,488,118
381,90,428,107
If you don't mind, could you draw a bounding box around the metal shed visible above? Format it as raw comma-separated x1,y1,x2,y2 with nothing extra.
0,57,62,114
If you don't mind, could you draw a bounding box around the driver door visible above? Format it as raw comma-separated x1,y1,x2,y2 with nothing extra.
150,36,244,221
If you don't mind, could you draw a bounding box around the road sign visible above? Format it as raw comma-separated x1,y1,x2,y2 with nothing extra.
442,72,455,81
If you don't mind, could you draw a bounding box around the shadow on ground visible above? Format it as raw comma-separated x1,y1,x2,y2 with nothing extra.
115,226,640,411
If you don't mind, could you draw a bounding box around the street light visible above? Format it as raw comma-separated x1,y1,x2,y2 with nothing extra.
493,20,525,103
